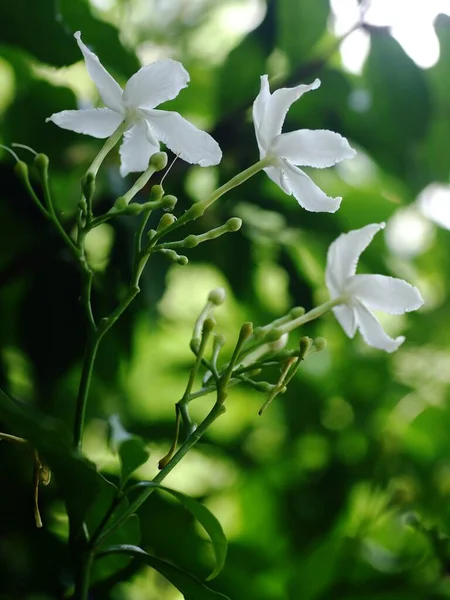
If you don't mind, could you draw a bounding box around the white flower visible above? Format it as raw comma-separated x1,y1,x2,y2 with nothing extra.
47,32,222,176
325,223,424,352
252,75,356,213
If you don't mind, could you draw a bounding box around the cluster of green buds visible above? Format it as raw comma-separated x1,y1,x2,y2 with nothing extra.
158,288,327,468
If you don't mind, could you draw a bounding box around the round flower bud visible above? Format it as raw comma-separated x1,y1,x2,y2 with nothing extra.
226,217,242,232
150,152,168,171
149,184,164,202
208,288,226,306
161,195,178,210
314,337,327,352
34,153,49,173
290,306,305,318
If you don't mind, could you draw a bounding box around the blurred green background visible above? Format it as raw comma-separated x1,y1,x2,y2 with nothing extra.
1,0,450,598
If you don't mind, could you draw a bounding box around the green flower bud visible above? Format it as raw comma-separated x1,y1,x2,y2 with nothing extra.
14,161,29,183
208,288,226,306
113,196,128,211
240,322,254,340
314,337,327,352
290,306,305,318
161,195,178,210
254,381,274,393
34,153,49,174
81,172,96,203
203,317,216,334
150,152,168,171
149,184,164,202
225,217,242,232
157,213,177,231
265,328,284,342
177,255,188,266
190,338,200,353
183,235,199,248
299,336,313,357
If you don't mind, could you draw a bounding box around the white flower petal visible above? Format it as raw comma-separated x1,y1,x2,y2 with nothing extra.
281,160,341,213
74,32,123,114
354,301,405,353
119,120,160,177
143,109,222,166
272,129,356,168
264,165,291,194
253,75,271,152
332,305,357,338
123,59,189,110
325,223,385,293
347,274,424,315
264,79,320,145
46,108,123,138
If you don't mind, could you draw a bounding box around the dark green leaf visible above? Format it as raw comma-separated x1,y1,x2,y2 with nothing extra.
276,0,329,63
0,0,139,76
97,545,231,599
108,414,150,486
129,482,227,580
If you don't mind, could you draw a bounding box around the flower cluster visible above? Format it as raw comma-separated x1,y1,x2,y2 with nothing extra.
47,32,424,352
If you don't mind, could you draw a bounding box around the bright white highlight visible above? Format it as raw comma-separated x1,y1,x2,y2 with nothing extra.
418,183,450,230
331,0,450,71
385,207,434,258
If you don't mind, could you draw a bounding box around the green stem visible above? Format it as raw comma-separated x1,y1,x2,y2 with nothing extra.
277,297,343,334
154,156,272,241
73,332,100,451
74,551,93,600
87,122,127,178
92,401,225,550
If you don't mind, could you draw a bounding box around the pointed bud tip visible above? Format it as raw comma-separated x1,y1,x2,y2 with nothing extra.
74,31,81,40
157,212,176,231
34,153,49,170
240,322,253,339
208,288,226,306
14,161,29,180
299,336,313,356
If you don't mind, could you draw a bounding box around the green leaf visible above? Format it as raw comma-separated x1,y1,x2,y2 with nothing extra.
0,0,139,76
276,0,329,63
97,545,231,600
217,35,267,116
108,414,150,486
0,391,143,583
351,28,432,179
128,482,227,580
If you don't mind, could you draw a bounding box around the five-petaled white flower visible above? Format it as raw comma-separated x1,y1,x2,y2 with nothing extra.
47,32,222,176
326,223,424,352
253,76,356,213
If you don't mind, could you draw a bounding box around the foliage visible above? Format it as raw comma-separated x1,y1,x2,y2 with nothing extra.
1,1,450,599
